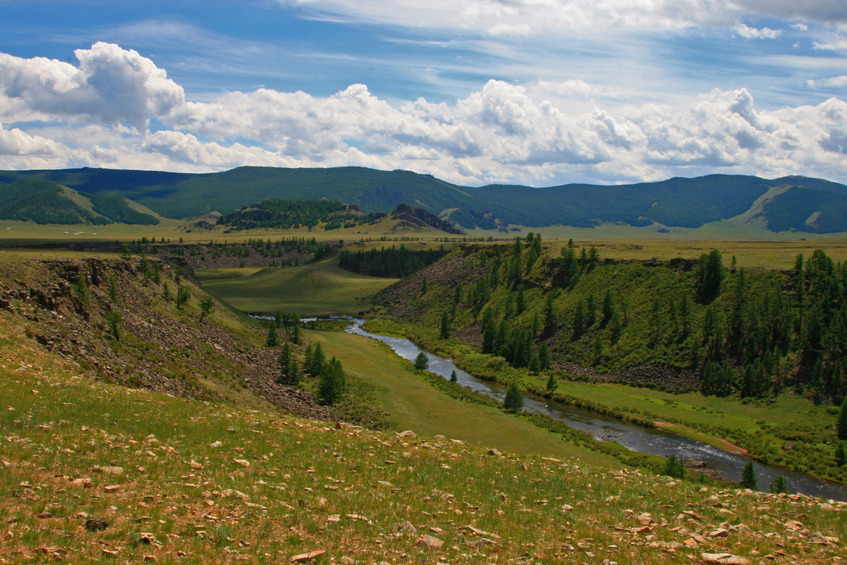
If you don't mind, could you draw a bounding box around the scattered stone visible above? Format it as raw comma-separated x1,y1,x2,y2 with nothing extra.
700,553,750,564
92,466,124,475
290,550,326,562
395,521,417,534
232,459,250,467
487,449,502,456
636,513,652,526
104,485,120,493
784,520,804,531
85,518,109,532
397,430,416,438
417,535,444,549
709,529,729,538
36,512,53,519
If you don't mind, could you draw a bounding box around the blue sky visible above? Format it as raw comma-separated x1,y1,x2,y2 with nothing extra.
1,0,846,186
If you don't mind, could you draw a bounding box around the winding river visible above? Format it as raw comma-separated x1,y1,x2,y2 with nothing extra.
344,318,847,501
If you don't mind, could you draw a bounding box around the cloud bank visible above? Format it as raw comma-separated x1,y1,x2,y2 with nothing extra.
1,43,846,186
279,0,847,35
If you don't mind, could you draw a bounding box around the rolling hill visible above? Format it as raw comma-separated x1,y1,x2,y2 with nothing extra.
3,166,847,233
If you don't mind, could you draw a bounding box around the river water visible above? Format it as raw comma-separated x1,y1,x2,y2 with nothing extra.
344,318,847,501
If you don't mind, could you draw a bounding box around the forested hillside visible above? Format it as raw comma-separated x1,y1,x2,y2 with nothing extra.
371,238,847,482
0,178,158,225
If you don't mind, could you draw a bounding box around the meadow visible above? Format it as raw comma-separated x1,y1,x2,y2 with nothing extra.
2,310,845,564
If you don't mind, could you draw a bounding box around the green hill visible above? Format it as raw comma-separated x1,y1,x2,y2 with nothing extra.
3,166,847,232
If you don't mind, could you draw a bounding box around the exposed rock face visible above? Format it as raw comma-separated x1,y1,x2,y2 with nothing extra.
0,256,334,422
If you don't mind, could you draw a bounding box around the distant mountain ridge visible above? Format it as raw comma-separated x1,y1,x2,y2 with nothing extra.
2,166,847,233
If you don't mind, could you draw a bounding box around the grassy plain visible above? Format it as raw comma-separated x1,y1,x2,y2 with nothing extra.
198,255,398,314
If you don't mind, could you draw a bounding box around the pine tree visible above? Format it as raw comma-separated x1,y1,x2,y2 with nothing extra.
538,343,552,371
602,290,615,324
440,310,451,340
546,372,557,395
769,475,788,494
450,370,458,383
198,296,215,322
265,324,279,347
414,351,429,371
835,443,846,467
503,381,524,413
308,343,326,377
838,397,847,441
572,301,586,340
663,454,686,479
318,357,345,405
740,461,757,490
176,284,190,310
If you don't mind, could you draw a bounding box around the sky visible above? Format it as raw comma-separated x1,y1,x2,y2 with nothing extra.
1,0,846,187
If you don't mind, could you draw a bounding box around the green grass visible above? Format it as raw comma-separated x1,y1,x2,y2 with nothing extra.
198,255,398,314
305,328,616,466
3,314,846,564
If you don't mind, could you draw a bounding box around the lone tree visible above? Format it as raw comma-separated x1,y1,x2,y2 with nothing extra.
503,381,524,413
105,311,122,342
318,357,346,405
663,454,686,479
740,461,757,490
769,475,788,494
414,351,429,371
546,372,558,395
198,296,215,322
450,370,458,383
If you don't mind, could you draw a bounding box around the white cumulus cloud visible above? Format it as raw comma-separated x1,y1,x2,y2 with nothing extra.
3,43,847,186
0,42,184,132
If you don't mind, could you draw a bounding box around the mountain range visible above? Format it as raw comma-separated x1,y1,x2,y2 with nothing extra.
2,166,847,233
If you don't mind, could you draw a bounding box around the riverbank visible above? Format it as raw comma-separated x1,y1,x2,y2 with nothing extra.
358,317,847,499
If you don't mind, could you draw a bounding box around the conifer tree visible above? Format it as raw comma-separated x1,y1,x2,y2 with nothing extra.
414,351,429,371
265,324,279,347
318,357,345,405
440,310,451,339
308,343,326,377
838,397,847,440
538,343,552,371
769,475,787,494
663,454,686,479
546,372,557,395
503,381,524,413
450,370,458,383
835,443,846,467
740,461,757,490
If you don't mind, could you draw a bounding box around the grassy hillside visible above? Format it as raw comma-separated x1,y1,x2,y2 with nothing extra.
2,274,845,563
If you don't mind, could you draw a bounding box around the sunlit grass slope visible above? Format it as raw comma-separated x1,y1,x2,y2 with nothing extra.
198,255,398,314
2,318,845,564
306,329,613,465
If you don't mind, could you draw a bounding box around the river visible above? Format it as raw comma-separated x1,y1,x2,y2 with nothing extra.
344,318,847,501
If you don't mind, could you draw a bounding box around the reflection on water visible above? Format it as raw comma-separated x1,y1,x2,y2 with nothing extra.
345,318,847,501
